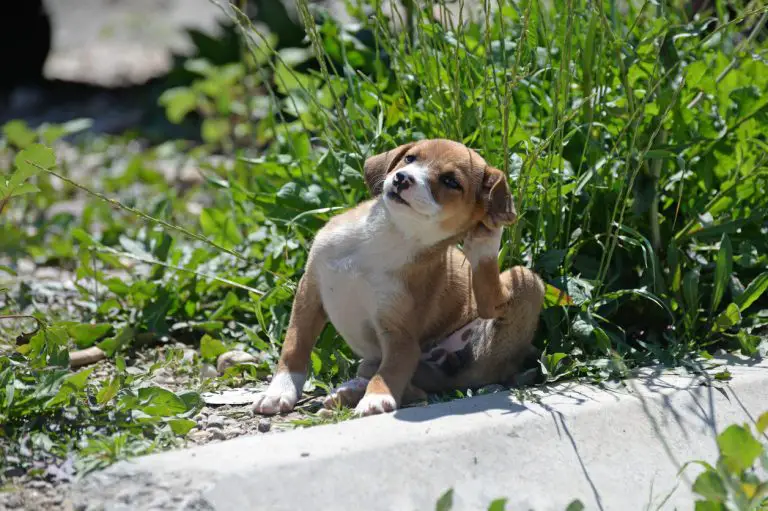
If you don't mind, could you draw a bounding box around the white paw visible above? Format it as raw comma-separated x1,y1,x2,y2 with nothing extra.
251,392,297,415
323,377,369,409
464,227,502,268
251,372,304,416
354,393,397,416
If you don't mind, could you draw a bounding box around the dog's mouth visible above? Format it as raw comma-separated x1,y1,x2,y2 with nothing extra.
386,190,410,207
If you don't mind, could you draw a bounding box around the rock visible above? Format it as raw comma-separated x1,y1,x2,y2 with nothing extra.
199,363,218,379
1,492,24,508
151,368,176,385
27,479,51,490
257,418,271,433
209,428,227,441
216,351,258,374
187,430,212,443
206,415,225,429
225,427,244,439
317,408,334,419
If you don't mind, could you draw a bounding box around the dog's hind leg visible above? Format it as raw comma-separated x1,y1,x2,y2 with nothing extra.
322,359,378,409
453,265,544,388
327,359,427,409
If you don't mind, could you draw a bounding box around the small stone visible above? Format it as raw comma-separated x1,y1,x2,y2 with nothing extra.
216,351,258,374
27,479,50,489
225,427,244,439
1,493,24,508
257,418,271,433
206,414,225,429
200,364,218,379
209,428,227,440
317,408,334,419
188,430,212,443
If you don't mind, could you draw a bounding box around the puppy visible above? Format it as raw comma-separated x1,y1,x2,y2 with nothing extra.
252,139,545,417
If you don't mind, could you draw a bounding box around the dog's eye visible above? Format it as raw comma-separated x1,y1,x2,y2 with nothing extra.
440,174,462,190
403,155,416,164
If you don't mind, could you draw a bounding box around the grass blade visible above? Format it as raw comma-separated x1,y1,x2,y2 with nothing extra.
710,234,733,314
734,272,768,311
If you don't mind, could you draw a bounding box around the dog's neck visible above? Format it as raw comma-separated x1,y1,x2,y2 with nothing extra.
363,198,461,268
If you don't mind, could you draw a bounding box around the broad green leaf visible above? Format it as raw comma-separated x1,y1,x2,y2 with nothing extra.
7,183,40,198
201,118,230,144
714,370,732,381
200,335,228,362
209,292,241,321
310,351,323,375
159,87,198,124
692,470,727,501
199,209,218,238
3,120,36,148
717,424,762,474
593,327,612,352
757,411,768,434
713,303,741,332
643,150,677,159
168,418,197,435
734,272,768,311
543,283,574,307
96,376,120,405
735,331,760,357
487,498,507,511
178,391,204,413
436,489,454,511
694,501,727,511
44,367,95,409
223,217,243,246
11,144,56,188
138,387,188,416
710,235,732,314
68,323,113,348
97,326,135,357
571,312,595,341
565,500,585,511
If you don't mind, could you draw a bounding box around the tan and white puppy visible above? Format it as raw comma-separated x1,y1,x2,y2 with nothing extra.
252,139,545,417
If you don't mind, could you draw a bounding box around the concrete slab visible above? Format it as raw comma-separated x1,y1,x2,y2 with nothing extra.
73,356,768,511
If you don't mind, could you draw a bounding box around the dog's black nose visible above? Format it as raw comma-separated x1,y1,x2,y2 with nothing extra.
393,171,413,191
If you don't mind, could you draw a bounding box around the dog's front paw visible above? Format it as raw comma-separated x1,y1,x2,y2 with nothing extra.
323,377,369,409
463,225,503,268
251,392,297,415
354,392,397,416
251,372,304,415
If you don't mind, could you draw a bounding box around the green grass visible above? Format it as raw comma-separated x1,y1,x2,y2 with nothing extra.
1,0,767,483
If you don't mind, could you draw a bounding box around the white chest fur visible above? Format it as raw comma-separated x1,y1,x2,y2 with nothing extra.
311,202,423,360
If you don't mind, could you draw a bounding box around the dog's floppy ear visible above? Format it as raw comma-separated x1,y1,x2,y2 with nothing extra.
480,166,517,229
363,142,416,195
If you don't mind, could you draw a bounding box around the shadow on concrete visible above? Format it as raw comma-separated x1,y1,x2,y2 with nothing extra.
392,392,529,423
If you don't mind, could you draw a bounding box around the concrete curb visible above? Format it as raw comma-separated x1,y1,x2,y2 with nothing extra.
73,356,767,511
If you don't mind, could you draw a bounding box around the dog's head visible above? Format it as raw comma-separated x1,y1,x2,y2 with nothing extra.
363,139,516,239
